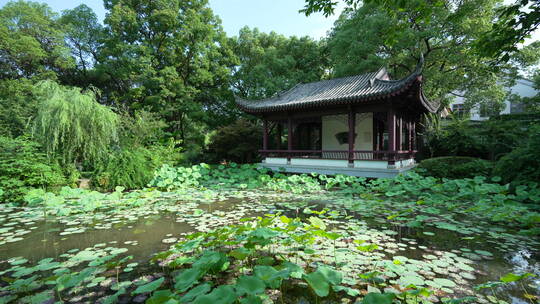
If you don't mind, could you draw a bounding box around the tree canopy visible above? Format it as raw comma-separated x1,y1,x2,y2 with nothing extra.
302,0,540,62
230,27,328,100
325,0,536,111
0,1,73,80
96,0,236,139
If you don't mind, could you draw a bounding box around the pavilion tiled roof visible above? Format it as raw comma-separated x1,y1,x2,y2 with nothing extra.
235,60,439,114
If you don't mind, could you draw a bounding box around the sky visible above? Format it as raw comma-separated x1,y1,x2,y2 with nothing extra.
0,0,343,39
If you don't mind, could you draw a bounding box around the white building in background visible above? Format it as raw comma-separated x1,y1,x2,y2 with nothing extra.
448,78,538,120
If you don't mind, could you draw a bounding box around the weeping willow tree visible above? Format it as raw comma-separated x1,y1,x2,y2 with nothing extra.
33,81,119,167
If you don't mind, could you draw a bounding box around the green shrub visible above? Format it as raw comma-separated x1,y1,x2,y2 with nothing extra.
93,148,156,191
0,136,67,202
416,156,494,179
494,124,540,185
93,144,181,191
207,119,262,164
421,114,534,161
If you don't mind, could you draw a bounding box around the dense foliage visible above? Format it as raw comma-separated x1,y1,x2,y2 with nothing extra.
327,0,512,110
231,27,328,100
416,157,493,179
33,81,119,166
302,0,540,63
421,114,538,161
206,119,262,164
0,136,68,203
93,148,162,191
494,124,540,185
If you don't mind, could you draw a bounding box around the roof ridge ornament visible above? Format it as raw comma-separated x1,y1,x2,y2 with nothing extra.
369,67,387,87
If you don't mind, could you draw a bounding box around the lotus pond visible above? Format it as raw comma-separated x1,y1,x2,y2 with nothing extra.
0,164,539,304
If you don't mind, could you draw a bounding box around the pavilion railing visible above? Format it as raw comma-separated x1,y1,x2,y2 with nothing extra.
259,150,416,161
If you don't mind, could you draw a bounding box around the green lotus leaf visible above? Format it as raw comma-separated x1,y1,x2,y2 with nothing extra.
239,294,262,304
192,251,228,273
500,272,535,283
433,278,456,288
333,285,360,296
132,277,164,295
253,266,281,288
229,247,252,260
441,296,477,304
397,275,425,287
303,271,330,297
179,283,211,303
317,266,342,286
308,217,327,230
280,261,304,279
175,268,203,293
102,288,127,304
146,289,179,304
193,285,237,304
235,275,265,296
361,292,396,304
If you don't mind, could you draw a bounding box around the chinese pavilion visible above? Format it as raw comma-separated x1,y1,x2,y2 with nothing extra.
235,59,439,178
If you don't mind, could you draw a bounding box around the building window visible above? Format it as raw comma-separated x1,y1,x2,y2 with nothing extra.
479,103,499,117
451,103,467,116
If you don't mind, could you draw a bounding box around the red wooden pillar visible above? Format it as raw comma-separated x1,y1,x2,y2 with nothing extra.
287,116,293,163
387,107,396,163
348,107,355,165
263,119,268,151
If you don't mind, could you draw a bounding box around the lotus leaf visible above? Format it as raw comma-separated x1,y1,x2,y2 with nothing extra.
179,283,211,303
235,276,265,296
361,292,396,304
303,271,330,297
193,285,237,304
175,268,203,292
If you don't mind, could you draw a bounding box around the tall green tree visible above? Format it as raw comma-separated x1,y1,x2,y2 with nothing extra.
0,1,74,137
32,81,119,167
96,0,236,143
231,27,328,100
302,0,540,62
326,0,510,111
0,1,73,80
59,4,105,84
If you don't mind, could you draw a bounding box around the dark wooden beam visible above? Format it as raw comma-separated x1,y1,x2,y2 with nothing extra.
287,116,293,162
408,118,413,152
264,103,391,121
276,123,283,150
263,120,268,151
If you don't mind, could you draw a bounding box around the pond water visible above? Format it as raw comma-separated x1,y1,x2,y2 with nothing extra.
0,191,538,303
